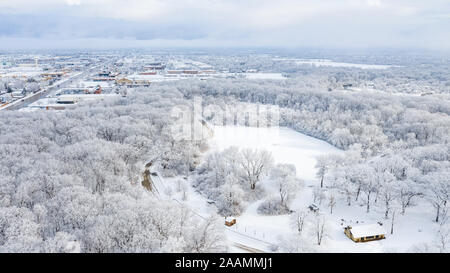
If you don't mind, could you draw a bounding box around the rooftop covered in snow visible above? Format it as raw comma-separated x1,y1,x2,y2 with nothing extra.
348,224,386,238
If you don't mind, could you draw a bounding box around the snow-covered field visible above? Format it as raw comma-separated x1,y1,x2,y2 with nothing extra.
274,58,398,70
78,80,114,88
245,73,286,80
126,73,182,82
167,125,440,253
210,126,339,181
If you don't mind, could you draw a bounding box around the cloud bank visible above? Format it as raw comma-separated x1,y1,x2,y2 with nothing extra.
0,0,449,49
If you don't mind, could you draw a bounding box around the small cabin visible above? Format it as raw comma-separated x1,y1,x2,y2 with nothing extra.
344,224,386,243
225,217,236,227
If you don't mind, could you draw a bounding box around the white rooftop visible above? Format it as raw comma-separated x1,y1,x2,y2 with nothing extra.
349,224,386,238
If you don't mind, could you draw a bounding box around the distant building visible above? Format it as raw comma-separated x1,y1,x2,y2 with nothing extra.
93,85,102,94
116,78,133,86
45,105,67,110
167,70,184,75
200,70,216,74
139,71,157,75
98,72,110,77
11,92,25,98
116,78,151,88
144,62,165,70
94,71,119,81
93,77,115,82
57,96,78,104
145,66,165,70
343,83,353,90
183,70,198,74
41,72,66,78
0,61,12,68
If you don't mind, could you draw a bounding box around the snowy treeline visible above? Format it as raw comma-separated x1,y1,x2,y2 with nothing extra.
0,87,227,253
190,53,450,94
175,79,449,151
320,145,449,219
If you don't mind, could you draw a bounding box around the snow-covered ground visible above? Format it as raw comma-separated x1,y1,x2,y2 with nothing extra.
273,58,399,70
210,126,339,180
20,93,120,111
77,80,114,88
245,73,286,80
126,73,182,82
162,125,440,252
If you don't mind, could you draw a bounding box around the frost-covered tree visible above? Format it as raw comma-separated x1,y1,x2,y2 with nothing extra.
239,148,274,190
435,224,450,253
315,155,332,188
217,176,246,216
290,210,309,235
270,163,300,209
424,171,450,223
184,216,228,253
327,190,337,214
312,214,329,246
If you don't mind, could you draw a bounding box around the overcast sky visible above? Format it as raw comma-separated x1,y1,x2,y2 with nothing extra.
0,0,449,50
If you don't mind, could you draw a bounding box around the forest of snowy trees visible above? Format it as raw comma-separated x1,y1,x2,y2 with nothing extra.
0,87,228,252
190,53,450,95
0,58,449,252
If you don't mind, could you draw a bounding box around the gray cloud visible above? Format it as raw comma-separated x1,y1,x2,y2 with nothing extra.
0,0,449,49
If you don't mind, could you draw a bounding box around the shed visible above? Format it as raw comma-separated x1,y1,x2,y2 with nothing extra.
225,217,236,227
344,224,386,242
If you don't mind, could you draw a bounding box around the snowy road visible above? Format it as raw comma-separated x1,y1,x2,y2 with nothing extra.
1,63,103,111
